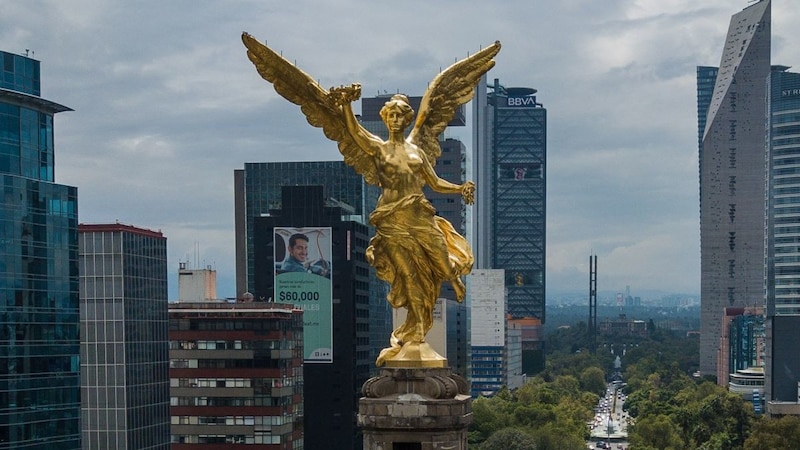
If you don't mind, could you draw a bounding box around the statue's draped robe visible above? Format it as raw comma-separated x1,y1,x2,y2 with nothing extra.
366,194,473,363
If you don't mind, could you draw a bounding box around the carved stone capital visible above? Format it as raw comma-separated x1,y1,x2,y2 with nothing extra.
361,367,470,400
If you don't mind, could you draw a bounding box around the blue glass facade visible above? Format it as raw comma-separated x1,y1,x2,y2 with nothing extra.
1,50,79,449
766,68,800,317
728,312,765,373
696,66,718,162
2,52,40,96
470,346,504,397
764,68,800,414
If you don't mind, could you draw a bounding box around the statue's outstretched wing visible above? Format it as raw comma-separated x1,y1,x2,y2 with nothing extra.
409,41,501,164
242,32,379,185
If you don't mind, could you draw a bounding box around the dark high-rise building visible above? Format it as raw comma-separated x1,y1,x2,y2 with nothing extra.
765,66,800,416
472,77,547,373
233,162,391,368
78,223,170,449
0,49,80,449
250,185,372,450
168,301,304,448
698,0,771,378
234,161,377,297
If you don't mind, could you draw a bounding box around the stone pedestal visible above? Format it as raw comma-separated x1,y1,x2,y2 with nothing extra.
358,367,472,450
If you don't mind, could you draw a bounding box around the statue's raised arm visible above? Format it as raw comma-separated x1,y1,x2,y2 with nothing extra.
243,33,501,367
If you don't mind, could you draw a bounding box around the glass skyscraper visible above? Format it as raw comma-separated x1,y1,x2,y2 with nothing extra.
766,67,800,316
471,76,547,374
1,50,80,449
472,77,546,320
764,66,800,415
79,223,170,449
698,0,771,377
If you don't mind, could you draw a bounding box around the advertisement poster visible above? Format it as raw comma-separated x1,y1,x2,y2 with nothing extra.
274,227,333,363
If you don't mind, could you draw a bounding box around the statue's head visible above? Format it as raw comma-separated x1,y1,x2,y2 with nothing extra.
379,94,414,129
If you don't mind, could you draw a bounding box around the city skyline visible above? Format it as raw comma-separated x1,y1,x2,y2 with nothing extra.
3,1,800,300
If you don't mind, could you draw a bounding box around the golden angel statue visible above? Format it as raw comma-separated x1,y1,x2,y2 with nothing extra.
242,32,500,367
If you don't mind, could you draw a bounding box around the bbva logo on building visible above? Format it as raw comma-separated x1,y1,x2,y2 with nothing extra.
506,96,537,107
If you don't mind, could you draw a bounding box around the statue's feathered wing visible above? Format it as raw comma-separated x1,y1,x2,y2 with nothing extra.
409,41,501,165
242,32,380,185
243,32,501,177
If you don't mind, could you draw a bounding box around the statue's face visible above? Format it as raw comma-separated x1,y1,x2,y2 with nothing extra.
384,108,408,133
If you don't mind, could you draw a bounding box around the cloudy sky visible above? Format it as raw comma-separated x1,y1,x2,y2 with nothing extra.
3,1,797,301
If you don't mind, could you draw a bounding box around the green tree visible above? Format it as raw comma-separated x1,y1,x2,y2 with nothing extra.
479,427,537,450
534,422,588,450
629,414,683,450
744,415,800,450
580,366,607,396
469,396,513,444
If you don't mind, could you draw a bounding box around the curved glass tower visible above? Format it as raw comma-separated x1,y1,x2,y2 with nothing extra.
0,50,79,448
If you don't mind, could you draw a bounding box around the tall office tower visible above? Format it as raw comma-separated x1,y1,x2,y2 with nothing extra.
765,67,800,416
698,0,771,378
251,185,372,450
0,50,80,449
472,77,547,373
168,301,304,448
79,223,170,449
361,95,470,376
233,162,390,368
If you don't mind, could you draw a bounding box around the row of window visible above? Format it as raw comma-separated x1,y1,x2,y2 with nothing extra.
171,433,283,444
170,395,296,407
171,415,291,426
773,112,800,124
171,339,295,350
170,318,298,331
170,357,295,369
172,377,251,388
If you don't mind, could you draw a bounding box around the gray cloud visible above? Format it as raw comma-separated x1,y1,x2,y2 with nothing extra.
3,0,797,300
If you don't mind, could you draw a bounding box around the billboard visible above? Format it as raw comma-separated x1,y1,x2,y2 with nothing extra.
274,227,333,363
